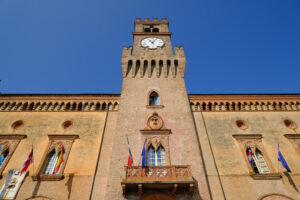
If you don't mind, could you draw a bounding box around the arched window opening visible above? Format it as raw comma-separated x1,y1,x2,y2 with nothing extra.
72,103,77,111
238,102,242,110
35,102,41,111
47,103,53,111
84,103,89,111
174,60,178,67
151,60,156,67
59,103,65,111
4,103,10,111
149,92,160,106
220,102,225,111
208,102,212,111
90,102,95,110
96,103,101,110
152,28,159,32
113,102,119,111
22,102,28,111
43,149,65,175
102,102,106,110
147,145,166,166
78,102,83,111
167,60,171,67
197,103,201,111
53,103,59,111
28,102,34,111
226,102,230,110
246,147,270,174
10,102,16,111
214,102,219,111
202,102,206,111
232,102,236,111
190,103,195,111
159,60,163,67
65,103,71,111
136,60,141,68
0,148,9,168
108,103,112,110
144,28,151,32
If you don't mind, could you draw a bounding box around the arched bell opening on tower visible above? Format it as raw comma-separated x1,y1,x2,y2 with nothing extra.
149,92,160,106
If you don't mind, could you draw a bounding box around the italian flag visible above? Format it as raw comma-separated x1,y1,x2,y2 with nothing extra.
127,136,133,166
54,147,64,174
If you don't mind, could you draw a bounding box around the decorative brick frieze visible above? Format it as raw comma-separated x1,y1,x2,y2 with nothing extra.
189,94,300,112
0,94,120,112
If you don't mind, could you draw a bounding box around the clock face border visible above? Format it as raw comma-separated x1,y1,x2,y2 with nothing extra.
141,37,164,49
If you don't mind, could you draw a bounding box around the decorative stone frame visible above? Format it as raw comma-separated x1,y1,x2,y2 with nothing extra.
146,90,164,109
143,136,171,166
0,135,27,178
284,134,300,157
140,112,171,166
232,134,280,180
32,135,78,181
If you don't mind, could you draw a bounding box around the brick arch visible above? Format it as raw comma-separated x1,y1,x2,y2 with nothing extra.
141,194,174,200
258,193,294,200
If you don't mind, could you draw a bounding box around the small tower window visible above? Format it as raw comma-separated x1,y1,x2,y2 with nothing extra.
149,92,160,106
152,28,159,32
144,28,151,32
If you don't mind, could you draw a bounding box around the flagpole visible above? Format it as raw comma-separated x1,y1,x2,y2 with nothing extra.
277,143,279,174
32,144,34,175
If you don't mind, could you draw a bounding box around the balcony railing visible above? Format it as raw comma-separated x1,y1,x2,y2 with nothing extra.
121,165,194,195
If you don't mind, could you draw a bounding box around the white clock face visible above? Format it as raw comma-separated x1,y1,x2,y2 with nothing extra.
141,37,164,49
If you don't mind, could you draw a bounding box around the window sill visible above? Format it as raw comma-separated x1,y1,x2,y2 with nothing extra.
250,173,281,180
32,174,64,181
146,105,164,109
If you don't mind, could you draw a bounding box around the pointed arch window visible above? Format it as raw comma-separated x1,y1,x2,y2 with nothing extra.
246,147,270,174
233,134,279,180
34,135,78,181
0,135,26,176
0,149,9,168
43,148,65,175
149,92,160,106
147,145,166,166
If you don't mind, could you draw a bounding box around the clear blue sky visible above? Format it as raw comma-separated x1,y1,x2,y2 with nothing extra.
0,0,299,94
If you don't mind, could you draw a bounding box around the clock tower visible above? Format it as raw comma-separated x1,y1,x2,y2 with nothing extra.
104,19,211,200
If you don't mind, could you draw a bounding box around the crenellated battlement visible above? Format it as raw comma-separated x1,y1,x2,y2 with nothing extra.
121,46,186,79
135,18,168,23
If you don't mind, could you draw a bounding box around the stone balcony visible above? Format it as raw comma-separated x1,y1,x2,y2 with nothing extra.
121,165,194,196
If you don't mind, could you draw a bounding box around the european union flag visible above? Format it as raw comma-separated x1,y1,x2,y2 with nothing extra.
0,143,2,164
278,145,291,173
141,139,146,169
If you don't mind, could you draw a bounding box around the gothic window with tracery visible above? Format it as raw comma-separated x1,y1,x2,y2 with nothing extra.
0,135,26,176
0,148,9,168
149,92,160,106
43,149,65,175
147,145,166,166
246,147,270,174
34,135,78,181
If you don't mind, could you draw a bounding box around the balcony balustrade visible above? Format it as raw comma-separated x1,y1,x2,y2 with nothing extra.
121,165,194,196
